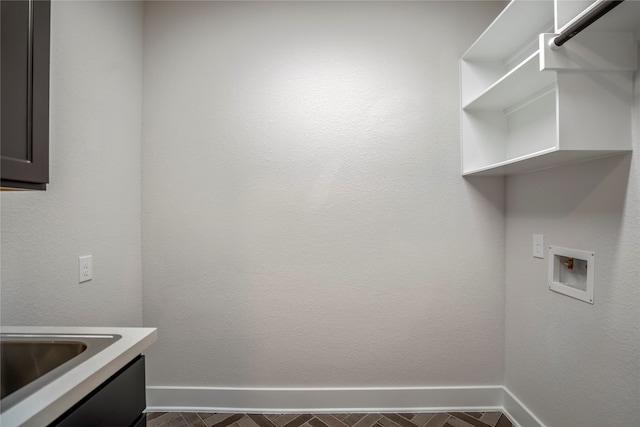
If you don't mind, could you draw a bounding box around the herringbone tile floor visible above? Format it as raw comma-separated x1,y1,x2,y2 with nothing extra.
146,412,514,427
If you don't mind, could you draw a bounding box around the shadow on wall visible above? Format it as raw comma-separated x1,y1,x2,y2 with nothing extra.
465,153,631,220
505,153,634,284
465,153,632,261
462,175,505,212
505,153,631,217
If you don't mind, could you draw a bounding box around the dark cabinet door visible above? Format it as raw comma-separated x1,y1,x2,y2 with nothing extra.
1,0,50,190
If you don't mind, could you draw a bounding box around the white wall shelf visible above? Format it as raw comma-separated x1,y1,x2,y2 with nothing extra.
462,0,553,61
460,0,637,176
463,52,555,111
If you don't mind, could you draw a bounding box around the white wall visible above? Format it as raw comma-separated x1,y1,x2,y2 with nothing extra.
1,1,144,326
503,48,640,426
142,1,505,391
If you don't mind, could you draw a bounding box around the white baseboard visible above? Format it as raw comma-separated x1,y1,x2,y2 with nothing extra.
146,385,545,427
502,388,546,427
146,385,504,414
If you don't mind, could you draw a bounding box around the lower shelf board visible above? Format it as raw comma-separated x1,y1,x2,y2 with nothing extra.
462,149,631,176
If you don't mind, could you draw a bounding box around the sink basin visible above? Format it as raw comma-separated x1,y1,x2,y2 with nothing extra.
1,341,87,399
0,333,121,413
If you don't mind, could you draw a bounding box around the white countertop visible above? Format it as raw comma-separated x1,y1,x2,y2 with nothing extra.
0,326,157,427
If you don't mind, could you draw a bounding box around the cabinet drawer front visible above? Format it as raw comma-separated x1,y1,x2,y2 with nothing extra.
51,355,146,427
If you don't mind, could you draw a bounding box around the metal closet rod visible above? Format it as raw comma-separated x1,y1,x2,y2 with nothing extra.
552,0,626,47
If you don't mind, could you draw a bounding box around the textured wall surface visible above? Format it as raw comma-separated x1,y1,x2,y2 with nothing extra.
1,1,144,326
142,1,505,388
503,48,640,426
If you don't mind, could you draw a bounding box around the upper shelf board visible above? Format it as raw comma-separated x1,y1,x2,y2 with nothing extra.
462,0,554,61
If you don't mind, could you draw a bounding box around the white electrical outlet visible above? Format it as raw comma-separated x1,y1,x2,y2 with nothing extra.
79,255,92,283
533,234,544,259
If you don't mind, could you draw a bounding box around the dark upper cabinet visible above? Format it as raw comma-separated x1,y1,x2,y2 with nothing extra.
1,0,50,190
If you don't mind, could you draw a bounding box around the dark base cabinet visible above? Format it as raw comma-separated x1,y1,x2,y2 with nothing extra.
132,413,147,427
50,355,146,427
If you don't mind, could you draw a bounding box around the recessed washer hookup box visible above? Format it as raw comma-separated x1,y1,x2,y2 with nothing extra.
548,246,595,304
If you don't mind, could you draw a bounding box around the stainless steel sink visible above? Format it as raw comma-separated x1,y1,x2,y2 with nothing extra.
0,333,121,412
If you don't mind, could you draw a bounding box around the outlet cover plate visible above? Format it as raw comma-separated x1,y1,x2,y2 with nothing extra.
79,255,92,283
533,234,544,258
